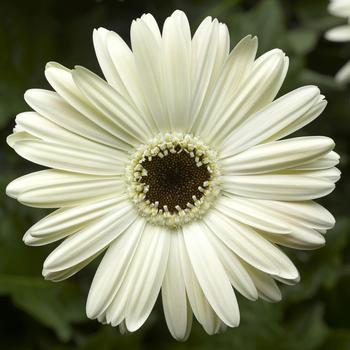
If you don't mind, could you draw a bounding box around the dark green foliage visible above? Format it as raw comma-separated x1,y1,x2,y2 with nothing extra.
0,0,349,348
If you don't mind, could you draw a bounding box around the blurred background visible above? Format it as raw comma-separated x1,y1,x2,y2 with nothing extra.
1,0,350,349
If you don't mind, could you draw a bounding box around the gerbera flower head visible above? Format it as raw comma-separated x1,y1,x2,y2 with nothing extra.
7,10,340,340
325,0,350,83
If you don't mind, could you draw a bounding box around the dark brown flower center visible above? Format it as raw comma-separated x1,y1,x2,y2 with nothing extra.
140,150,210,213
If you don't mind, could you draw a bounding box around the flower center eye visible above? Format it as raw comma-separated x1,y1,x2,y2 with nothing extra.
140,148,210,214
126,133,220,227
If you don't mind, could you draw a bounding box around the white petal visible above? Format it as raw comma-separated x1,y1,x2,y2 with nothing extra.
162,230,192,341
243,198,335,231
325,25,350,42
24,89,119,148
211,22,230,81
189,17,221,128
124,225,170,332
12,139,125,176
43,203,136,279
45,63,131,151
130,16,168,131
262,226,325,250
105,283,129,327
328,0,350,17
243,263,282,302
140,13,162,39
15,111,125,157
178,232,222,335
161,10,191,131
206,230,258,300
220,136,334,173
204,210,299,280
193,35,258,137
222,173,335,201
286,168,341,183
264,95,327,144
216,195,291,234
26,196,126,246
183,221,240,327
221,86,325,156
93,28,127,92
6,170,124,206
7,131,38,148
86,217,145,319
106,31,158,133
292,151,340,170
72,66,153,142
223,195,335,234
248,49,289,111
190,17,230,133
41,251,101,282
335,60,350,84
202,49,288,146
189,18,230,130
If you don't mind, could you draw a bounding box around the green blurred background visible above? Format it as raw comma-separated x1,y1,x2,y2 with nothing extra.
1,0,350,349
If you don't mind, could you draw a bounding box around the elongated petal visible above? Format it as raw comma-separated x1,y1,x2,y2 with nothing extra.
87,218,145,319
43,203,136,278
189,18,220,127
72,66,153,142
221,86,324,156
204,210,299,280
325,25,350,42
335,60,350,84
12,139,125,176
161,10,191,131
178,233,222,335
24,89,119,148
202,49,288,146
262,226,325,250
15,112,124,156
105,281,130,327
140,13,162,39
243,263,282,302
194,35,258,137
239,197,336,230
328,0,350,17
285,168,341,183
27,196,126,245
292,151,339,170
41,251,102,282
183,221,240,327
93,27,126,92
23,230,77,247
222,174,335,201
265,96,327,144
6,170,124,206
7,131,38,148
216,195,291,234
130,16,168,131
106,31,157,132
162,230,192,341
206,230,258,300
125,225,170,332
45,63,131,151
220,136,334,173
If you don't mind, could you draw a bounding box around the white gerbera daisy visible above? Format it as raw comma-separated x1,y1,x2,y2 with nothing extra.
7,10,339,340
325,0,350,83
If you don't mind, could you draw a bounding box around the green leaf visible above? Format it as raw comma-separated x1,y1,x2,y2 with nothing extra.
0,274,85,341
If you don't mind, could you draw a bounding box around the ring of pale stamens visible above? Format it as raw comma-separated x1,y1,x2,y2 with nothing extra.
126,133,220,227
